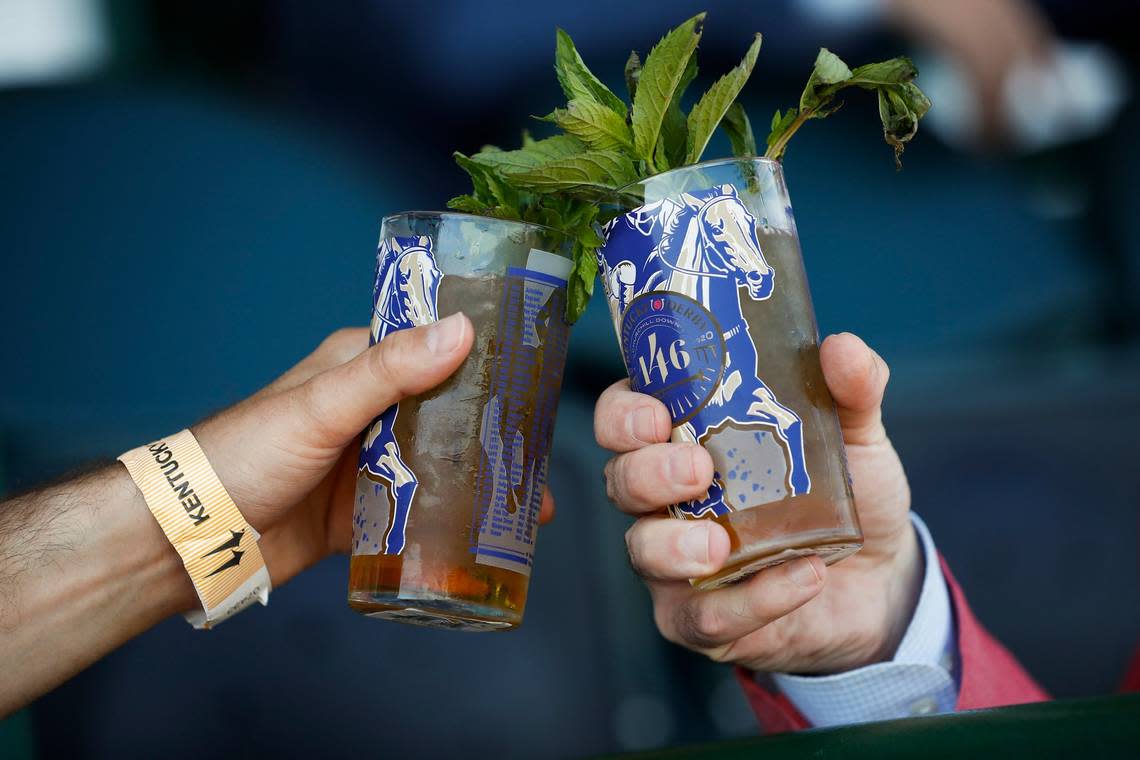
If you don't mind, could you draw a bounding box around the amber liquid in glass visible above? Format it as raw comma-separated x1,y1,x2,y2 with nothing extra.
348,555,529,626
689,230,861,590
348,274,558,629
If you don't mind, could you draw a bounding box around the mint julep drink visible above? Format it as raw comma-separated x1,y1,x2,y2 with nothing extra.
347,212,574,629
437,14,928,590
599,158,861,589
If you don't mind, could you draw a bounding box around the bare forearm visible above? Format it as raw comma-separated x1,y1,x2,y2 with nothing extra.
0,464,196,716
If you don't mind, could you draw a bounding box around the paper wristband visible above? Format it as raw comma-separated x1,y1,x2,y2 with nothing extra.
118,429,271,629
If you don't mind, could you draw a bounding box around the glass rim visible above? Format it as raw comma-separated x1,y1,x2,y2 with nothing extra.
609,155,782,198
381,210,566,239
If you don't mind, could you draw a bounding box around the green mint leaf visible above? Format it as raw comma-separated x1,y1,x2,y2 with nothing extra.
624,50,641,101
566,238,599,323
548,98,634,152
877,80,931,168
849,57,917,87
555,28,627,117
685,33,762,164
561,203,603,323
521,130,537,147
576,224,605,252
446,194,490,214
535,207,565,231
799,48,852,112
452,151,495,205
453,152,520,213
767,52,929,164
507,150,637,195
470,135,587,174
903,81,932,118
654,54,698,172
631,12,705,168
721,102,756,157
566,269,590,323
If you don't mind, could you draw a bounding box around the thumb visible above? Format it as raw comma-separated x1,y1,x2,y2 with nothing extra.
819,332,889,446
295,312,473,448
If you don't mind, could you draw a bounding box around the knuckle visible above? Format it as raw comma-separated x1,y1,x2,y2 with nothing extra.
368,332,411,389
296,377,338,440
763,623,791,660
681,601,726,648
594,391,627,450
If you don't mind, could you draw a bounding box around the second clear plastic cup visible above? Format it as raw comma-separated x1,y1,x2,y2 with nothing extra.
347,211,574,629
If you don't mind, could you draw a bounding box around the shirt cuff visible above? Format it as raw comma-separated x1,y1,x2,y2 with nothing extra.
768,513,958,727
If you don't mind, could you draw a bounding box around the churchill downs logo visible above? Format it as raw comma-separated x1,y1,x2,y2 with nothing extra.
355,235,442,555
600,184,811,517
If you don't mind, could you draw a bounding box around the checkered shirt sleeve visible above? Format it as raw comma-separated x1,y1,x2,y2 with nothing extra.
768,513,958,727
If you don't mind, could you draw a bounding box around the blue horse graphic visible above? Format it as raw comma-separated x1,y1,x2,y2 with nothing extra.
357,235,442,554
600,184,811,516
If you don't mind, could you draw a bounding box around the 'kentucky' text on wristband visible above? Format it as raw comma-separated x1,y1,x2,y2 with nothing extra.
118,429,271,629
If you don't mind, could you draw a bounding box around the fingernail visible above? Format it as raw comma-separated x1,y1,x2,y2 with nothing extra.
426,313,465,356
680,522,711,564
787,557,821,588
630,406,659,444
667,447,698,485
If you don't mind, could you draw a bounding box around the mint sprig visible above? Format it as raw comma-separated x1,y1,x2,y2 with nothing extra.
449,15,930,322
765,48,932,167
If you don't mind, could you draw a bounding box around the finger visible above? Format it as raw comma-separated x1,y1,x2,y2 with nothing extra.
667,556,826,651
594,379,673,453
604,443,714,515
295,313,473,448
538,487,555,525
820,333,890,446
255,328,371,400
624,516,730,580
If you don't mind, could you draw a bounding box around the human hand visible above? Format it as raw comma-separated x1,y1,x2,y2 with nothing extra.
885,0,1056,145
192,314,555,589
595,332,920,674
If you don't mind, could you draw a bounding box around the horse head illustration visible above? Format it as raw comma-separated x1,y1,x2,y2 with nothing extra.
695,185,773,300
654,184,774,303
371,236,443,342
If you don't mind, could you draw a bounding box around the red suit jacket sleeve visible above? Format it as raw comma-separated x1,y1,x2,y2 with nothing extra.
737,555,1050,733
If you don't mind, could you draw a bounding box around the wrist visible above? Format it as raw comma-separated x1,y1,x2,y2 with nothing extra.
868,519,923,664
111,463,201,618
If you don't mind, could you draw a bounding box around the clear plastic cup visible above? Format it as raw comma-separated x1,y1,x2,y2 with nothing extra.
597,158,862,589
348,212,574,629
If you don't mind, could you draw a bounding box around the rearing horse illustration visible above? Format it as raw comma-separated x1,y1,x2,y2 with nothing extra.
600,184,811,516
357,235,442,554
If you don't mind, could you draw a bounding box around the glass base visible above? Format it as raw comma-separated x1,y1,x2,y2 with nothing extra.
692,540,862,591
347,591,519,632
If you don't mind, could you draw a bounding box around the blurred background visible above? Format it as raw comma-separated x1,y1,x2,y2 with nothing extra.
1,0,1138,757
